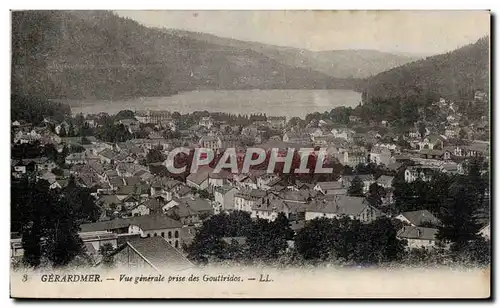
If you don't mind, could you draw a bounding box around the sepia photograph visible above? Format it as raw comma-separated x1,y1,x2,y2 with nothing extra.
9,9,491,299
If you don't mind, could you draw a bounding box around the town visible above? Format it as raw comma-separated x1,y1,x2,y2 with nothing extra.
11,91,490,271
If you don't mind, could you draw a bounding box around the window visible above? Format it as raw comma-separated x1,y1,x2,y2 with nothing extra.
175,240,179,248
175,231,179,238
161,232,165,238
154,233,157,237
147,234,150,238
168,231,172,239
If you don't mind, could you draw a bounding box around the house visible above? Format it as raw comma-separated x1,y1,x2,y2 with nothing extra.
108,236,193,272
268,116,286,128
122,195,140,210
208,169,233,190
219,135,243,149
257,174,281,190
150,177,184,201
395,210,441,227
97,194,123,212
277,189,312,204
445,127,460,139
233,174,258,190
64,153,88,165
99,149,117,164
339,147,367,167
313,181,347,195
164,203,201,226
282,132,311,144
348,115,361,123
80,215,183,248
375,175,394,189
251,198,303,222
397,226,439,249
404,166,439,183
478,223,490,240
440,162,463,175
117,118,140,134
199,117,214,129
214,186,238,212
186,167,211,190
130,203,151,217
79,231,119,261
116,163,148,178
341,174,375,194
419,149,446,160
47,178,69,190
199,136,221,151
179,196,213,217
418,135,444,150
234,189,267,212
369,146,392,166
303,195,381,223
331,128,355,142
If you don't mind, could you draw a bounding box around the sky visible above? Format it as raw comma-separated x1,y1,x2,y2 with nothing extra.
115,10,490,55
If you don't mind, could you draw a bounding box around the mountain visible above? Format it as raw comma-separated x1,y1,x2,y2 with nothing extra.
361,37,490,102
11,11,359,100
166,29,421,79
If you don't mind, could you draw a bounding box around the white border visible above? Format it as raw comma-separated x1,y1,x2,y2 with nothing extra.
2,1,497,307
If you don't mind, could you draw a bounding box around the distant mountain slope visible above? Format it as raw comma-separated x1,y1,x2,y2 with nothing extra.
361,37,490,101
11,11,358,100
166,29,421,79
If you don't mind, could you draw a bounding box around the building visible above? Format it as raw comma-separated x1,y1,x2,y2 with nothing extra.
108,236,193,272
80,215,183,248
268,116,287,128
234,189,267,213
404,166,439,183
186,167,211,190
341,174,375,194
313,181,347,195
395,210,441,227
199,136,221,152
199,117,214,129
282,132,311,144
303,195,381,223
478,223,491,240
214,186,238,212
339,147,367,167
251,198,303,222
369,146,392,166
375,175,394,189
397,226,439,249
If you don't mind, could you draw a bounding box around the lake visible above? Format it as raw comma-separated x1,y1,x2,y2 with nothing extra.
61,89,362,119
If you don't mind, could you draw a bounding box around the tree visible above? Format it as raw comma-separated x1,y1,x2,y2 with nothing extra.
418,122,427,139
67,122,75,137
146,146,166,164
459,128,468,140
288,117,305,128
246,217,290,262
13,177,85,268
98,243,116,268
353,218,407,265
437,169,484,252
59,125,67,137
295,218,339,261
348,176,364,197
43,194,85,267
115,110,135,121
366,183,385,208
